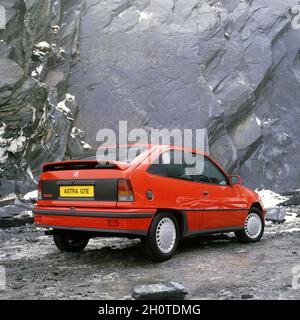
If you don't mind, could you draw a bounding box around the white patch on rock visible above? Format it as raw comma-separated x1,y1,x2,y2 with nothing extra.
31,106,36,123
0,123,8,162
6,135,26,154
0,123,26,162
56,94,75,118
285,211,299,223
256,189,289,208
65,93,75,101
32,50,47,61
23,190,38,201
32,42,53,62
81,141,92,150
57,100,72,115
26,166,37,184
70,127,84,139
0,193,16,202
279,227,300,234
69,127,92,151
31,65,43,77
70,128,76,138
33,41,52,52
137,10,153,22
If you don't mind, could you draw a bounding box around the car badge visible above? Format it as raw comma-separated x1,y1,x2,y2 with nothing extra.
73,170,79,178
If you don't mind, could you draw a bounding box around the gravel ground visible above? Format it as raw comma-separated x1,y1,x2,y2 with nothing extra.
0,208,299,300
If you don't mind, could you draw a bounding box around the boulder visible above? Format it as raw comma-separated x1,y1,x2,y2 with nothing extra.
266,207,287,222
131,282,188,300
0,194,16,207
210,134,237,172
0,205,33,228
229,114,262,153
279,195,300,207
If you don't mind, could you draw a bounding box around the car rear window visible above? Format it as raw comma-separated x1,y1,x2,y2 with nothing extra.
75,146,147,163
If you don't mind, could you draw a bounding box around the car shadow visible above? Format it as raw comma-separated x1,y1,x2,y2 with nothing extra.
177,233,237,253
42,233,238,266
43,238,150,266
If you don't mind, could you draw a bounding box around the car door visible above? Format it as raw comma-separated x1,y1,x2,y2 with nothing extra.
141,148,206,231
198,156,248,230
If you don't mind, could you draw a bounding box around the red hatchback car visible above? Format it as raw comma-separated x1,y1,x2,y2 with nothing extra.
34,144,265,261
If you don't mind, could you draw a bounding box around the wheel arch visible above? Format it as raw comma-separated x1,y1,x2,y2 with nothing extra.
154,209,187,238
250,202,264,217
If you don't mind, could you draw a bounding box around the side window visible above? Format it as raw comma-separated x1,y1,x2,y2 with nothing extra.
147,150,203,182
147,150,187,180
203,157,228,185
148,150,228,185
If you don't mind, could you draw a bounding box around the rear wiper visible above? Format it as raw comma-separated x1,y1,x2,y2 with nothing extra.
95,162,116,169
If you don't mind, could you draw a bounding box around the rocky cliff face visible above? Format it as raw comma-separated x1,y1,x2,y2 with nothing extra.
0,0,91,196
1,0,300,196
69,0,300,192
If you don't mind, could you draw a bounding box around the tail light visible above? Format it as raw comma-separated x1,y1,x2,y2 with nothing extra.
117,179,134,202
38,181,42,200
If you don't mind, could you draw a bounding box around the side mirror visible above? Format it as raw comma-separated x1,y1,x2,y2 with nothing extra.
230,175,241,185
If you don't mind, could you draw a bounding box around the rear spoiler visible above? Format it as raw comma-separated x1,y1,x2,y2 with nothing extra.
42,160,130,172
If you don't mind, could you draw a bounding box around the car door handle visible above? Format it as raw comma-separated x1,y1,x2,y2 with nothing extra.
203,191,209,196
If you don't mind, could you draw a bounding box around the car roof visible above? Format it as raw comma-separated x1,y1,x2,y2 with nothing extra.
42,144,211,170
74,144,209,158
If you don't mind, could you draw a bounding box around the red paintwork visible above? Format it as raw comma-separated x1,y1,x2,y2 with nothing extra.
34,214,152,232
34,144,265,236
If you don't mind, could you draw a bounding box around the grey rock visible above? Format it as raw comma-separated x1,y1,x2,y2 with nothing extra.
0,58,24,94
241,294,253,300
14,198,35,210
279,195,300,207
0,204,27,217
67,127,92,157
131,282,188,300
1,0,300,195
210,133,237,172
229,114,262,152
68,0,300,193
0,204,33,228
0,0,89,199
281,190,300,197
0,179,16,198
266,207,287,222
0,179,37,204
0,194,16,207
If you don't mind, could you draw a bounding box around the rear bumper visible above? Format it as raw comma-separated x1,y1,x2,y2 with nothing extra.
33,206,156,237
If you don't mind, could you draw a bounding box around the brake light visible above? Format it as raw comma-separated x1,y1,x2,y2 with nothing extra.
117,179,134,202
38,181,42,200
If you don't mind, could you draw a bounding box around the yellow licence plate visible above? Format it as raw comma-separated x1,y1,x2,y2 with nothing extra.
59,186,94,198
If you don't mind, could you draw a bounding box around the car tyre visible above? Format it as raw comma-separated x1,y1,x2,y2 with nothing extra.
53,232,89,252
141,212,179,262
235,208,264,243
